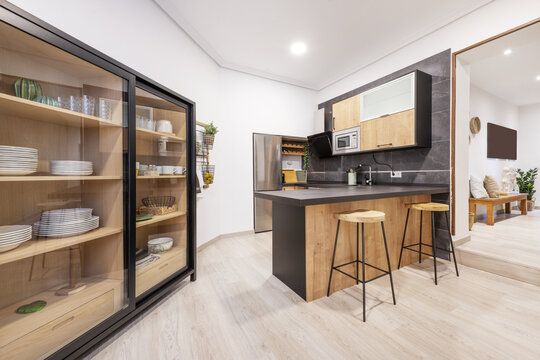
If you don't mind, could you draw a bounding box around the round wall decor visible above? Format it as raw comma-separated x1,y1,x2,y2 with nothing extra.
470,116,481,134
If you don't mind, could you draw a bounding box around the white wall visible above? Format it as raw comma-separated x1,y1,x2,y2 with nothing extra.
9,0,316,246
469,85,519,180
316,0,540,241
518,103,540,196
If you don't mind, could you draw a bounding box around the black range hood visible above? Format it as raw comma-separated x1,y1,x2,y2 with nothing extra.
308,131,333,158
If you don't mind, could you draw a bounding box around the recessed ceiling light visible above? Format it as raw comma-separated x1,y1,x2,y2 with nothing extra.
290,42,307,55
504,49,512,55
536,75,540,81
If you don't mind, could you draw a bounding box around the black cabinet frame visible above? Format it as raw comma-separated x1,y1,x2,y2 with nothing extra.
0,1,197,359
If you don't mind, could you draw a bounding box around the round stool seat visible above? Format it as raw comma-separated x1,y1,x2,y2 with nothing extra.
408,202,449,212
337,209,385,223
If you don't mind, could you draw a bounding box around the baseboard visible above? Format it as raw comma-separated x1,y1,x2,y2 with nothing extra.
198,230,255,251
453,234,471,247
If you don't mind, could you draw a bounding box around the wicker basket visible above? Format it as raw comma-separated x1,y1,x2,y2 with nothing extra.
139,204,178,215
203,164,215,184
203,134,215,149
142,196,176,208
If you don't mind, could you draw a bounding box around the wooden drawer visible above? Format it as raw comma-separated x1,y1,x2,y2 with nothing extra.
136,246,186,297
1,289,114,360
361,109,415,151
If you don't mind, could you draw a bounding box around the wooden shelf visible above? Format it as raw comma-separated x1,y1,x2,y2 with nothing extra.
136,246,186,297
0,276,121,352
0,175,122,182
136,211,186,229
282,144,304,149
0,93,122,128
136,175,186,180
136,128,185,142
0,227,122,266
282,151,303,156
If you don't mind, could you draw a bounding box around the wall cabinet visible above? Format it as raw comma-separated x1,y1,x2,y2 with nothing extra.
331,94,360,131
0,4,195,359
330,70,431,153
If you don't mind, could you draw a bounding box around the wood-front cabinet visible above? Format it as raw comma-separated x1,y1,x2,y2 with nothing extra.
328,70,432,153
331,94,360,131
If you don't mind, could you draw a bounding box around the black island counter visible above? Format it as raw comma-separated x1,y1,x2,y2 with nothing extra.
254,184,450,301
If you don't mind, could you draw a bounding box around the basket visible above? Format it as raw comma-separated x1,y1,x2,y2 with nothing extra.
203,164,215,184
139,204,177,215
142,196,176,208
203,134,215,149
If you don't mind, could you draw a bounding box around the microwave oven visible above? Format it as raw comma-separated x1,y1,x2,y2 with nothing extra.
333,126,360,155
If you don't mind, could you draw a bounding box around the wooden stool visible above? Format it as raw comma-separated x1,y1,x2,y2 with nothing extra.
327,209,396,322
397,202,459,285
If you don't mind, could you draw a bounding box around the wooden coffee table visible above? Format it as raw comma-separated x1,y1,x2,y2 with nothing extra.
469,193,528,226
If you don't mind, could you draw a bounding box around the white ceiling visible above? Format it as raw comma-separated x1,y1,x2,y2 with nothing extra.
458,21,540,107
155,0,492,90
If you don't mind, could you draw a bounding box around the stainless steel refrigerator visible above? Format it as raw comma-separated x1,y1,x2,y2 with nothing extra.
253,133,282,232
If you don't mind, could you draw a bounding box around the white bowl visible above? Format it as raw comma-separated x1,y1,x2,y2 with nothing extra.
156,120,173,133
147,237,173,253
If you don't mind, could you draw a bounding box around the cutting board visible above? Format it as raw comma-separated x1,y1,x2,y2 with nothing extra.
282,170,297,183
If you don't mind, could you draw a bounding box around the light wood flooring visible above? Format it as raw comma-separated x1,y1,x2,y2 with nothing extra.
88,231,540,360
457,209,540,286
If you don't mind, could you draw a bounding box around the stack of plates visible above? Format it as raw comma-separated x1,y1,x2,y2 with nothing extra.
50,160,93,176
34,208,99,238
0,145,38,175
0,225,32,253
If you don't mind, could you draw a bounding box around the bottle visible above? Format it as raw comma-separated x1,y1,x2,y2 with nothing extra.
347,168,357,186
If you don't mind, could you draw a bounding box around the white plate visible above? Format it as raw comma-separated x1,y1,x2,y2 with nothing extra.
51,171,93,176
0,145,37,152
0,225,32,234
0,228,32,237
0,170,36,175
0,236,32,245
0,243,23,253
34,217,98,229
34,225,99,238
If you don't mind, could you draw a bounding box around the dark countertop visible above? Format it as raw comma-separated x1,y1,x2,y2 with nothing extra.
255,184,449,206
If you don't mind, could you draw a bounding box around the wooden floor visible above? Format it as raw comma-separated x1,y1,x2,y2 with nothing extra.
88,231,540,360
457,209,540,286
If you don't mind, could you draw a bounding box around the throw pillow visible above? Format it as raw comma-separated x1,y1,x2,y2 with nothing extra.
470,176,489,198
484,175,500,198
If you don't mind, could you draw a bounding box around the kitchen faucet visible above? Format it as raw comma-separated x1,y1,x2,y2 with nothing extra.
356,164,372,186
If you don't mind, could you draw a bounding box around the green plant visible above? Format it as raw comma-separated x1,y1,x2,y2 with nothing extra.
516,168,538,200
204,122,219,135
303,143,310,171
195,141,201,154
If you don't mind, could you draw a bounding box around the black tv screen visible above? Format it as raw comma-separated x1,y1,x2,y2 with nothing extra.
487,123,517,160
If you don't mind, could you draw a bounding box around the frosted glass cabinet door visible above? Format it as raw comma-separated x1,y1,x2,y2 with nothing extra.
134,87,188,299
0,21,128,359
360,72,415,122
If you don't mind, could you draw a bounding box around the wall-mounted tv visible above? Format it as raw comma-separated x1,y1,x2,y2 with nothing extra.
487,123,517,160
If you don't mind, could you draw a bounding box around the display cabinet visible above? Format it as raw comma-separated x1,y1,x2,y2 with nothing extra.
0,2,196,359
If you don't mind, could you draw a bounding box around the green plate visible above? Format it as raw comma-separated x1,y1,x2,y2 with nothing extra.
136,214,154,222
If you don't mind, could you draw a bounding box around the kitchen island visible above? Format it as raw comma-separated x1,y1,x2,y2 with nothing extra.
255,184,449,301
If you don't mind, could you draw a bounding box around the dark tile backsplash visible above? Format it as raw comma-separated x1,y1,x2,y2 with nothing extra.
312,49,451,188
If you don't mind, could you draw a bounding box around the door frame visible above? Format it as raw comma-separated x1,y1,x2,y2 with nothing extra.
450,17,540,234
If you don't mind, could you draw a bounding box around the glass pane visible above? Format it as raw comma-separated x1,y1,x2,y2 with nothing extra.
135,87,187,298
0,21,127,358
361,73,415,121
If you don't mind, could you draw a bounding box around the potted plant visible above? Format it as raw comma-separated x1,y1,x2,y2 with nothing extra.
203,122,218,148
517,167,538,212
296,143,310,183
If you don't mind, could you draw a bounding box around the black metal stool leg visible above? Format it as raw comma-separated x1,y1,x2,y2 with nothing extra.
397,208,410,269
431,212,438,285
381,222,396,305
327,220,341,296
356,223,359,285
361,223,366,322
419,210,423,264
445,211,459,277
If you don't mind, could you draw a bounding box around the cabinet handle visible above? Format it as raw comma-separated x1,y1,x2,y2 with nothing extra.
332,117,335,131
377,143,392,147
52,316,75,331
380,114,390,118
